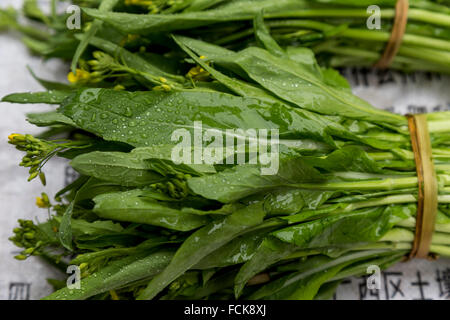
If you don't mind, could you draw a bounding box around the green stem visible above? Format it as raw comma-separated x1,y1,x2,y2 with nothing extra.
291,177,418,191
428,119,450,133
265,8,450,28
215,28,254,45
16,24,50,41
267,19,450,51
399,46,450,66
292,175,450,191
398,218,450,233
381,228,450,245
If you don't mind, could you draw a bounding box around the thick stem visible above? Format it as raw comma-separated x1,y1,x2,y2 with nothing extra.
265,8,450,29
292,175,450,191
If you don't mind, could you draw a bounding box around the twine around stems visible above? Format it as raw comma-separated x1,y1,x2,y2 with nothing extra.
406,114,438,260
375,0,410,69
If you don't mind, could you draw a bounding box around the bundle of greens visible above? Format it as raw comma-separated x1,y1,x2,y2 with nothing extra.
2,0,450,73
2,0,450,300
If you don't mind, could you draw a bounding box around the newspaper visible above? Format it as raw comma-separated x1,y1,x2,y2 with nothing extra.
0,0,449,300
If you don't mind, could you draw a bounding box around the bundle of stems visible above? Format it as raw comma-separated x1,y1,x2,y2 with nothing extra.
79,0,450,73
1,0,450,300
3,1,450,73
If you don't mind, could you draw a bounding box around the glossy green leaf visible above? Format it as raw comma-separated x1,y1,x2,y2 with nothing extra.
272,205,413,248
93,189,211,231
2,90,72,104
26,111,76,127
71,0,120,73
137,201,266,299
43,249,175,300
188,155,324,203
71,151,165,187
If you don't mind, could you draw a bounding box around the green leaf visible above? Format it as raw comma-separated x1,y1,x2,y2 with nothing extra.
194,230,266,269
58,179,91,251
265,262,349,300
83,0,317,34
137,201,266,299
285,47,323,77
75,177,129,201
234,236,299,297
286,263,348,300
71,0,120,74
0,7,18,31
272,205,412,248
23,0,50,25
132,146,216,175
69,219,124,236
173,36,364,145
254,187,336,215
321,68,352,91
223,46,405,125
172,35,279,104
303,145,382,173
187,155,324,203
71,151,165,187
184,0,227,12
249,249,395,299
86,36,185,84
93,189,211,231
26,111,76,127
27,66,72,91
59,88,345,148
43,249,175,300
2,90,72,104
58,200,75,251
253,11,285,57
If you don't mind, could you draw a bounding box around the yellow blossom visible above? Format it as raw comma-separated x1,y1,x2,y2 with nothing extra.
67,69,91,84
8,133,22,141
153,84,171,91
35,197,47,208
187,65,210,81
79,263,88,270
120,34,140,46
35,192,50,208
161,84,171,91
113,84,125,91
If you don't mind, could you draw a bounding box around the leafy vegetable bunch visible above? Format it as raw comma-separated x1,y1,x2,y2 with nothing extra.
2,0,450,300
3,0,450,73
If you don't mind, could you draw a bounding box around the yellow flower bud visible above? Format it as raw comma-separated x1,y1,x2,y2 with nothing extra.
161,84,171,91
79,263,88,270
109,290,120,300
67,69,91,84
35,196,49,208
8,133,24,142
113,84,125,91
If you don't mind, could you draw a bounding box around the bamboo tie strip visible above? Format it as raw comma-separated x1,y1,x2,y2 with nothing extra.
406,114,438,259
375,0,410,69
